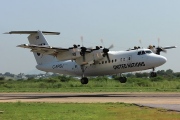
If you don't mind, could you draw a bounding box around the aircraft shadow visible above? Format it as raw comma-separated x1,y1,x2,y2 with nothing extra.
0,93,179,100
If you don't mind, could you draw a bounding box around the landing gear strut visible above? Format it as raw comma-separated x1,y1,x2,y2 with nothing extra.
80,65,88,84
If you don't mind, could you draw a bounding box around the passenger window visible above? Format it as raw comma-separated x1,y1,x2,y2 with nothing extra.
138,51,141,55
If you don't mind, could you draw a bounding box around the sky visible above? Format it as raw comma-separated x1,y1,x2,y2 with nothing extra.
0,0,180,74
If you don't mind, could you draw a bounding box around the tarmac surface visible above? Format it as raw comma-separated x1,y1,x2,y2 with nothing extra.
0,92,180,112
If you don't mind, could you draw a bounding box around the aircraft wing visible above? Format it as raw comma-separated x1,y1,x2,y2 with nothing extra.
17,44,93,62
17,44,68,55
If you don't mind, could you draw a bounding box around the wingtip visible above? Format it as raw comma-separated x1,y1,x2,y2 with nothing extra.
3,32,10,34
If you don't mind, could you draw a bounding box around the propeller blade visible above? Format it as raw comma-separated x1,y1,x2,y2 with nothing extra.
162,48,167,53
81,36,84,47
158,38,160,47
163,46,177,49
83,54,85,62
139,39,142,48
106,53,110,63
108,44,114,49
101,39,105,48
80,47,87,62
102,45,112,63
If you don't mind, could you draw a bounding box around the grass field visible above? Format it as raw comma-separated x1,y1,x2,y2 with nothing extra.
0,77,180,92
0,77,179,119
0,102,179,120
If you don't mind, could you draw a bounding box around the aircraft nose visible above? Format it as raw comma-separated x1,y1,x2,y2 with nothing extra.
159,56,167,65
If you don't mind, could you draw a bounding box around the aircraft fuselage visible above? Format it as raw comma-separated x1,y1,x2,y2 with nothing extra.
36,48,167,76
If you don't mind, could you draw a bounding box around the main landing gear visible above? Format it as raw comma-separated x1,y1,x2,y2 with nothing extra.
81,77,88,84
80,65,88,84
117,74,127,83
119,77,127,83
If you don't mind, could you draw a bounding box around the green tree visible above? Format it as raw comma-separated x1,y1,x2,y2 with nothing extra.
58,75,70,82
0,77,5,80
166,69,173,75
157,70,166,76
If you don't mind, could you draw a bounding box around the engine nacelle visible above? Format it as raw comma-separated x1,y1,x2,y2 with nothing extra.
75,49,104,65
56,50,82,61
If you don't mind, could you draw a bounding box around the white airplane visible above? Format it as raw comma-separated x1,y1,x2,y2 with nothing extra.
5,30,175,84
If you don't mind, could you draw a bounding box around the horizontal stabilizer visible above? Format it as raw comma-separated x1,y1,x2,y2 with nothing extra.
4,31,60,35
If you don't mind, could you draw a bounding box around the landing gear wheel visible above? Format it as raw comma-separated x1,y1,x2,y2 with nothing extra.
119,77,127,83
81,77,88,84
150,72,157,77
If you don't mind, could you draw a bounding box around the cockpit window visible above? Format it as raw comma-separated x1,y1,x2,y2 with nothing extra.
138,51,141,55
145,50,152,54
137,50,150,55
142,51,145,55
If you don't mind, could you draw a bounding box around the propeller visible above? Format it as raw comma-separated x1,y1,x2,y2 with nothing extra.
148,38,176,55
101,39,114,62
156,47,167,55
73,44,80,48
68,36,90,62
103,44,114,62
80,46,87,62
68,44,80,53
80,36,88,62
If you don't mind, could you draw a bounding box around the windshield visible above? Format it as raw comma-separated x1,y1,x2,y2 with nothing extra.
145,50,152,54
137,50,152,55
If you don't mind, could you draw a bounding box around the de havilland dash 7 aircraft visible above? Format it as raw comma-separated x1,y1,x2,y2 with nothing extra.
5,30,176,84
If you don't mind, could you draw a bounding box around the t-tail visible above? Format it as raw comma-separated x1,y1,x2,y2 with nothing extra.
4,30,60,65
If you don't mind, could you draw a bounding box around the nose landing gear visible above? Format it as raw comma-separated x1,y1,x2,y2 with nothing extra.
150,68,157,77
150,72,157,77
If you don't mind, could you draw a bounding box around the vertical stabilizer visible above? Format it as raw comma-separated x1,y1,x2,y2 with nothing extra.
27,31,56,65
5,30,60,65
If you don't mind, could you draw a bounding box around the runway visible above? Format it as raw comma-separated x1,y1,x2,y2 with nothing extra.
0,92,180,112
